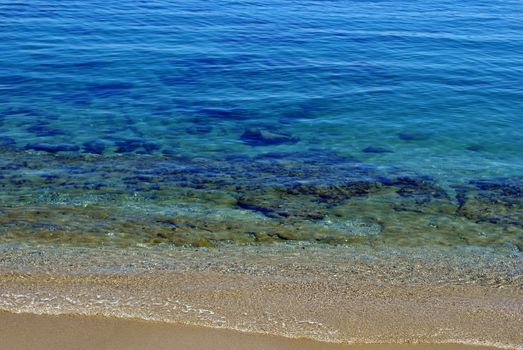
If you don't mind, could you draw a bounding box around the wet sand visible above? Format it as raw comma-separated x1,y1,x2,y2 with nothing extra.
0,311,508,350
1,244,522,349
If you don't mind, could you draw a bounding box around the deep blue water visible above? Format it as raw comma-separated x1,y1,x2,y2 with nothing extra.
0,0,522,249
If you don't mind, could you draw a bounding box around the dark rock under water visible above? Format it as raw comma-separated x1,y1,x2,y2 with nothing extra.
113,139,161,154
24,143,80,153
466,144,487,152
27,124,66,137
0,137,16,147
240,128,300,146
186,124,213,135
362,146,394,153
82,140,107,155
457,177,523,228
398,132,431,141
0,146,521,249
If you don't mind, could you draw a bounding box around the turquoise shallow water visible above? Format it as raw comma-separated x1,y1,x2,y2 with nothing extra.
0,0,522,250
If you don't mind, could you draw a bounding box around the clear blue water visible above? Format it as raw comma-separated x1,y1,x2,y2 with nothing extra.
0,0,522,249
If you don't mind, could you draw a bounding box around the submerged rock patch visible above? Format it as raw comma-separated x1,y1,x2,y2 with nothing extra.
457,177,523,227
26,124,66,137
24,143,80,153
186,124,213,135
114,139,162,154
82,140,107,155
0,147,521,248
240,128,300,146
398,132,430,141
362,146,393,154
0,137,16,147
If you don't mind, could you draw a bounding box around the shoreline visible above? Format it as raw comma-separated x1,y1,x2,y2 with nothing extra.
1,243,521,349
0,311,511,350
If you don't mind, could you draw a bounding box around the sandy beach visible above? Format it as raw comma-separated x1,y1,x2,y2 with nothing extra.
1,244,521,350
0,311,510,350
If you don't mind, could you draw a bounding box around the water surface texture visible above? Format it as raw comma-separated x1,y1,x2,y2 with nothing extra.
0,0,522,249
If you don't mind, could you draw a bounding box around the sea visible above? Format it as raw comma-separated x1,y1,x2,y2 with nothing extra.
1,0,522,250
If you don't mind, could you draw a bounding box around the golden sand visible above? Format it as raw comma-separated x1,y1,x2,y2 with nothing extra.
0,311,509,350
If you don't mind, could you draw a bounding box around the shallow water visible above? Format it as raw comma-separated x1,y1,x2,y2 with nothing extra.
0,0,523,250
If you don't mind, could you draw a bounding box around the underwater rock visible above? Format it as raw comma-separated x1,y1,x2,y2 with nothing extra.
24,143,80,153
4,140,522,248
236,197,288,219
285,181,381,203
26,124,65,137
303,148,363,167
186,125,213,135
142,142,161,153
162,148,179,156
233,179,385,223
466,144,487,152
254,152,290,160
380,176,450,201
236,193,325,222
398,132,430,141
456,177,523,227
141,141,160,152
362,146,393,153
114,139,161,154
470,178,523,198
240,128,300,146
0,137,16,147
114,139,142,153
82,140,106,155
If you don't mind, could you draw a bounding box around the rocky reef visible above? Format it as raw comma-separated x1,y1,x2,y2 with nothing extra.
456,177,523,228
240,128,300,146
0,147,521,250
